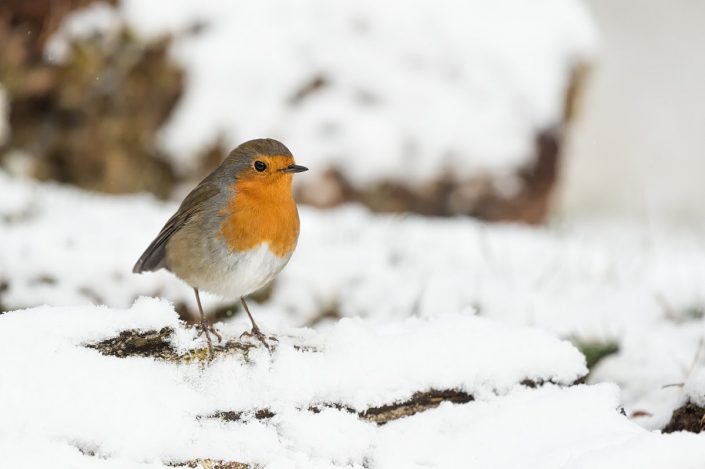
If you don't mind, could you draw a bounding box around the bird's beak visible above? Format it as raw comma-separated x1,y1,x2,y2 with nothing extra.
281,164,309,174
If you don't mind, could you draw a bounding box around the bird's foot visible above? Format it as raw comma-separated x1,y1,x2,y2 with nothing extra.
196,321,223,342
196,321,223,358
240,325,278,352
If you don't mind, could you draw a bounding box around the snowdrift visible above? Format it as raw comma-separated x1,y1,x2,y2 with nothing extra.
2,299,703,468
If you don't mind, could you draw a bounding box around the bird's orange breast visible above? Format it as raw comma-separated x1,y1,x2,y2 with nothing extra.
219,175,300,258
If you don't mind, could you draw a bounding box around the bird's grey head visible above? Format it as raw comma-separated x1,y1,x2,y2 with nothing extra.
218,139,307,184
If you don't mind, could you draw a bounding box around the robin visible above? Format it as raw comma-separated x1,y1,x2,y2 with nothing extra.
133,138,308,355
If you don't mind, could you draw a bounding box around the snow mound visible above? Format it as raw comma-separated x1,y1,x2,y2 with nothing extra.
374,384,705,469
0,299,585,465
50,0,596,184
3,299,703,468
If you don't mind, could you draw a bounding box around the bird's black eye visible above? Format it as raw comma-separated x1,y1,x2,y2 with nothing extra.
254,160,267,172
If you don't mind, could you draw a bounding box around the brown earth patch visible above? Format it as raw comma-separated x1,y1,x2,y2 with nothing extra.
662,402,705,434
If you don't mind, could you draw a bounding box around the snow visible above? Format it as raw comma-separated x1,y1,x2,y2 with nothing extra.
6,172,705,343
374,384,705,469
3,0,701,465
273,209,705,339
0,172,192,310
272,208,705,427
3,299,704,468
2,171,705,432
0,300,580,466
589,318,705,429
48,0,596,185
685,368,705,408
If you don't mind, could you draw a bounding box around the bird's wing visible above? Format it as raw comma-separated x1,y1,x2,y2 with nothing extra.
133,181,221,273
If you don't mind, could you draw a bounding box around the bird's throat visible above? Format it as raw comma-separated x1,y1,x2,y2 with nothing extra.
219,178,300,258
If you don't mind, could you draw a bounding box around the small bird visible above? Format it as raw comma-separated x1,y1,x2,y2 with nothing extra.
133,139,308,355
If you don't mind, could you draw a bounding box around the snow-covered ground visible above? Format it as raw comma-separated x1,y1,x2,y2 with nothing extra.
2,171,705,443
48,0,596,186
2,1,703,465
0,172,191,309
685,368,705,408
2,299,704,468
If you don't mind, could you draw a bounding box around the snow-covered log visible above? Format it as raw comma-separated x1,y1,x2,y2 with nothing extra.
2,299,704,468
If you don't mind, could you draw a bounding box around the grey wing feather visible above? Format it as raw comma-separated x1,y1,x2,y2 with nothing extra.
132,181,221,273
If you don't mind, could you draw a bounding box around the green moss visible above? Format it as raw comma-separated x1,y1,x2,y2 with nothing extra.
571,338,619,371
679,306,705,322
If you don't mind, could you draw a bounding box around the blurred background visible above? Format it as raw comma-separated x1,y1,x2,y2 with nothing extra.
1,0,596,223
0,0,704,428
560,0,705,221
2,0,703,221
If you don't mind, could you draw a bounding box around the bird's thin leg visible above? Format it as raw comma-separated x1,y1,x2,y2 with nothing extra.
195,288,213,356
194,288,222,357
194,288,222,343
241,296,261,333
240,296,277,350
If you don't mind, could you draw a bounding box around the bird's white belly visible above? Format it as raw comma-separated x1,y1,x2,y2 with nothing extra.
196,242,291,299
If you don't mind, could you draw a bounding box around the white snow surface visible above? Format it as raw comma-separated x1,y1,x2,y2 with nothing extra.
0,172,195,310
0,299,579,466
49,0,596,185
274,209,705,336
2,299,704,468
685,367,705,408
5,171,705,341
589,318,705,430
2,172,705,430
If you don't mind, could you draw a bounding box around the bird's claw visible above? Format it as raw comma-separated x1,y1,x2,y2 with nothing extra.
197,321,222,358
240,326,278,352
196,322,223,342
